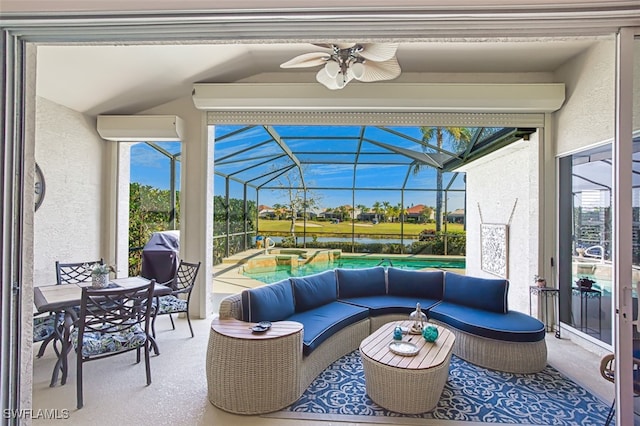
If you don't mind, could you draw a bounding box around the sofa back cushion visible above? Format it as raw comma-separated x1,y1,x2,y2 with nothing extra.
387,268,444,300
443,272,509,313
241,279,295,322
291,270,338,312
336,267,386,299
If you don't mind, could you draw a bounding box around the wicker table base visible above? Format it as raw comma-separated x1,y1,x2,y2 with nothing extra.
206,319,303,414
359,320,455,414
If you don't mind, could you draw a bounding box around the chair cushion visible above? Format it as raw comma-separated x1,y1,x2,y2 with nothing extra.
444,272,509,313
387,268,444,300
33,314,57,342
429,302,545,342
336,267,386,299
241,279,295,322
291,270,338,312
155,295,187,314
71,324,148,357
287,301,368,356
340,295,440,316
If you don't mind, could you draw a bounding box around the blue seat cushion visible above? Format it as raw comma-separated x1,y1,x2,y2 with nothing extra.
154,295,187,314
241,279,295,322
291,270,337,312
336,267,386,299
340,295,440,316
444,272,509,314
33,314,59,342
287,301,368,356
387,268,444,300
429,302,545,343
71,324,148,357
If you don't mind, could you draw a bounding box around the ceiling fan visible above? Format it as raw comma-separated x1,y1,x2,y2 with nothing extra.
280,43,401,90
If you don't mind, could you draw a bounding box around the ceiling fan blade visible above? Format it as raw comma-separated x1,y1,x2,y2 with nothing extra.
280,52,329,68
357,57,402,82
358,43,399,62
316,68,353,90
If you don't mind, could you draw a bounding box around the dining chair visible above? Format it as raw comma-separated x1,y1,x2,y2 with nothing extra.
35,259,105,359
72,281,155,409
151,260,201,338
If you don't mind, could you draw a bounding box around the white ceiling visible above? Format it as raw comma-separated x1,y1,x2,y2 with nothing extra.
36,38,599,116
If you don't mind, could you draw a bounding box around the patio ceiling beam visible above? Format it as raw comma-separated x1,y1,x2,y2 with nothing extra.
214,170,258,189
299,161,411,165
260,185,465,192
352,126,366,193
147,142,180,160
263,125,305,189
402,164,414,190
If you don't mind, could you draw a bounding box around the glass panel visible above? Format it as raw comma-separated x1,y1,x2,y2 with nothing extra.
129,141,181,275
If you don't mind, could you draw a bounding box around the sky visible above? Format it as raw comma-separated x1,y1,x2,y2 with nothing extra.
130,124,469,212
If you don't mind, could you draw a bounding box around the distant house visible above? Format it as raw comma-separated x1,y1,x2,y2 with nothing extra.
258,205,275,218
406,204,433,222
447,209,465,224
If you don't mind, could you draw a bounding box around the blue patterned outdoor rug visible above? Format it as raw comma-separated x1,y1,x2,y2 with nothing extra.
272,350,610,425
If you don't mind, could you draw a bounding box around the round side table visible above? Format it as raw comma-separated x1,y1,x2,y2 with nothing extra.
206,318,303,414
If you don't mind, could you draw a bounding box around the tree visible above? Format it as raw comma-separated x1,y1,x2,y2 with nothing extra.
416,127,472,232
372,201,383,222
272,167,321,239
382,201,391,222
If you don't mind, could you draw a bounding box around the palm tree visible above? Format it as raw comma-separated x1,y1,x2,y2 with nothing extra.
416,127,472,232
382,201,391,222
372,201,383,222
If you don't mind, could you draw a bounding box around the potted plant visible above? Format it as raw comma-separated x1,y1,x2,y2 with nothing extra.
84,263,115,289
575,276,595,290
534,275,547,288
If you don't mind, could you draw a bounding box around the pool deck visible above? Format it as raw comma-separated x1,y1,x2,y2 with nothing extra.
212,249,465,309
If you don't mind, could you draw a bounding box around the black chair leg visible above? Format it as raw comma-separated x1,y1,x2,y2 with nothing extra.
76,357,83,409
36,334,55,358
605,399,615,426
169,314,175,330
186,312,194,338
144,343,152,386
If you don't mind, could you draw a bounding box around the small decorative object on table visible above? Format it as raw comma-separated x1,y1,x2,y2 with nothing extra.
409,302,427,334
576,276,595,290
422,324,439,342
84,262,115,289
388,341,420,357
393,326,403,340
534,274,547,288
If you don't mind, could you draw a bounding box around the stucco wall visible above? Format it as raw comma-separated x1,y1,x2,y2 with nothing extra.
463,136,539,314
555,39,615,155
34,97,105,285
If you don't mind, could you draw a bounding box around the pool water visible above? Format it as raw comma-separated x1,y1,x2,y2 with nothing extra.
243,256,465,284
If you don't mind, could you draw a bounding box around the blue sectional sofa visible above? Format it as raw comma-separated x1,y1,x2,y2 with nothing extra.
218,266,547,392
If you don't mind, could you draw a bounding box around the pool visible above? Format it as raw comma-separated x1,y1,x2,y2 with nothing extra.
242,256,465,284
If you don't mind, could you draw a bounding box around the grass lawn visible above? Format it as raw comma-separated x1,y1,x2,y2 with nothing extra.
258,219,464,237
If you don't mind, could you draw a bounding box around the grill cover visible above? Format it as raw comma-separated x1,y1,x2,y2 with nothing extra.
140,230,180,285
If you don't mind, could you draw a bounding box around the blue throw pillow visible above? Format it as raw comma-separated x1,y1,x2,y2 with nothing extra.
336,267,386,299
443,272,509,313
241,279,295,322
387,268,444,300
291,270,338,312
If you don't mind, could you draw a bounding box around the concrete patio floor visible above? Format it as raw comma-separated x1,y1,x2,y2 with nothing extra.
31,308,622,426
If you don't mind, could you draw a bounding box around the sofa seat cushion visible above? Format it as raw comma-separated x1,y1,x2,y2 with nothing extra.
291,270,338,312
336,267,386,299
444,272,509,314
387,268,444,300
339,295,440,316
429,302,545,343
287,301,369,356
241,279,295,322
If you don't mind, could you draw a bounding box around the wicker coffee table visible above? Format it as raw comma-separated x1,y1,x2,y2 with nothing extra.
359,320,455,414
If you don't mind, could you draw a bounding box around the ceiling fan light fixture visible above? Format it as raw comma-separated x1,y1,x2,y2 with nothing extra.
325,61,340,78
351,62,365,80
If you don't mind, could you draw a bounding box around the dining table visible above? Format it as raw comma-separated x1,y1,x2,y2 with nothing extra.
33,276,171,387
